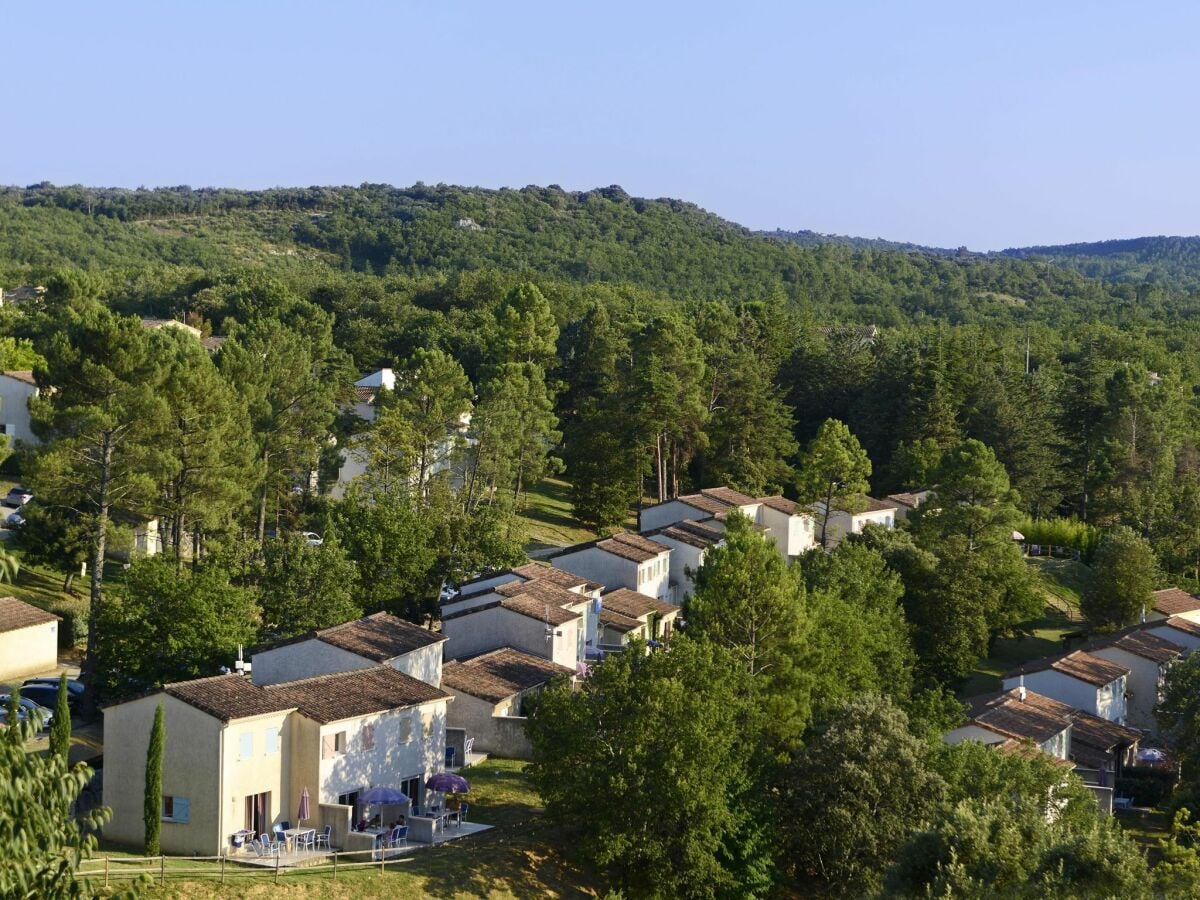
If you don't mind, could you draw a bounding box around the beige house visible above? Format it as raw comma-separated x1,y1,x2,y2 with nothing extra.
102,666,451,856
251,612,446,687
441,647,571,759
0,597,59,681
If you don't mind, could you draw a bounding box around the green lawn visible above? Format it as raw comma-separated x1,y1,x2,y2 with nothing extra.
958,557,1091,697
85,759,597,899
519,478,598,550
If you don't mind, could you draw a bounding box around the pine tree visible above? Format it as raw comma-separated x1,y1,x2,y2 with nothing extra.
795,419,872,548
144,702,165,856
48,674,71,764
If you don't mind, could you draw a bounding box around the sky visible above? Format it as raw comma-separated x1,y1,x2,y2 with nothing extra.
2,1,1198,250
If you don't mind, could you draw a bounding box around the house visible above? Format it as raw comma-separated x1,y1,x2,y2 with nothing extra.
1002,651,1130,724
251,613,447,688
441,647,571,759
810,495,897,548
0,284,45,307
1085,629,1184,732
0,597,59,681
882,489,933,522
102,665,451,856
645,519,724,600
1143,616,1200,653
638,487,760,533
596,588,681,654
550,532,673,602
1146,587,1200,624
442,580,587,671
0,370,40,447
945,687,1072,761
754,496,818,559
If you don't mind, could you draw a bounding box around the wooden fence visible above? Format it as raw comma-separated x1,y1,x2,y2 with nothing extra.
77,846,411,888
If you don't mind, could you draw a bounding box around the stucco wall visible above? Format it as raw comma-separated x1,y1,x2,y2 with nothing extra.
218,709,293,845
102,694,224,855
944,723,1006,747
445,689,533,758
391,642,444,688
318,700,447,814
0,620,58,680
0,375,38,445
1090,647,1164,732
1002,671,1127,722
552,546,671,601
1145,624,1200,653
758,506,815,558
639,500,708,532
251,639,371,685
649,535,704,601
443,605,567,664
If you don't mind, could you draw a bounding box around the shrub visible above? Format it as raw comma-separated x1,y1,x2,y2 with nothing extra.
1116,768,1176,808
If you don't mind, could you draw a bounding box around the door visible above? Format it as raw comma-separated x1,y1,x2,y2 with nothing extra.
244,791,271,837
400,775,421,815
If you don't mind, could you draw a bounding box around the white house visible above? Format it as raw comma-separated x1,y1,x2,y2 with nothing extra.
252,613,447,688
645,519,724,601
1087,630,1184,733
551,532,672,602
441,647,572,759
0,596,59,681
441,587,584,672
0,370,39,447
596,588,681,653
1002,651,1130,724
1146,587,1200,625
945,687,1073,761
883,489,933,522
754,496,818,559
810,495,896,548
638,487,760,532
333,369,395,498
102,666,451,856
1144,616,1200,653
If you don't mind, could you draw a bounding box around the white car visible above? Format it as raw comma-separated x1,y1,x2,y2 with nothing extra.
4,487,31,507
299,531,323,547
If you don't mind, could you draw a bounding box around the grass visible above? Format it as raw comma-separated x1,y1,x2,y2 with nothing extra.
86,759,598,899
1117,807,1171,864
519,478,598,550
958,556,1092,697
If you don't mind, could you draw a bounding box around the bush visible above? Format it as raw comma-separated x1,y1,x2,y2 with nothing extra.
53,605,88,649
1116,768,1176,808
1017,516,1102,562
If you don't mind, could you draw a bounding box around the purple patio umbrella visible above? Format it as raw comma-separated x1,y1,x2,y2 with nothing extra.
298,786,311,823
426,772,470,794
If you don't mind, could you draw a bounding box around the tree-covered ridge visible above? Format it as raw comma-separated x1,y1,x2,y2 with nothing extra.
760,227,958,255
1,182,1193,327
1001,235,1200,291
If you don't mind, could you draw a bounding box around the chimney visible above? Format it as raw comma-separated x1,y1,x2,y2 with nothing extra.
1018,674,1027,702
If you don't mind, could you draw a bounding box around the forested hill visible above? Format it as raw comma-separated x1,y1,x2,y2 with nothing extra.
0,182,1192,326
999,236,1200,291
759,228,958,256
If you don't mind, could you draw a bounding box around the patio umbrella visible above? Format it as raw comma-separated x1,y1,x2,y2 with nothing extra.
298,786,311,823
426,772,470,794
359,786,409,805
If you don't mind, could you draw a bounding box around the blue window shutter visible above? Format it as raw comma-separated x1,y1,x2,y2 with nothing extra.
175,798,190,823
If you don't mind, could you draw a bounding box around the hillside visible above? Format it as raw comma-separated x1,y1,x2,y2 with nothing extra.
0,183,1189,327
759,228,959,256
1000,235,1200,291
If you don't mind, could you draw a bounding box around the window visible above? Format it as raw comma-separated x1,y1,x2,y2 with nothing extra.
162,795,190,823
361,723,375,751
322,731,348,759
397,716,413,743
400,775,421,813
335,731,347,752
239,733,253,760
265,727,280,754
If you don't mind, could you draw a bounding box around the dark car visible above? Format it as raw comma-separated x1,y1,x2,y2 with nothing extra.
21,678,84,711
0,695,53,730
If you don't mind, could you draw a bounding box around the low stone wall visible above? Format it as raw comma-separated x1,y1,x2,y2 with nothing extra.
488,715,532,759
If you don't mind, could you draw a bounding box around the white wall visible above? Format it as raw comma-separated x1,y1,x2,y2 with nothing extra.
648,535,705,601
1002,671,1127,723
0,375,38,445
757,506,816,558
392,642,444,688
0,620,57,680
944,723,1006,747
553,546,671,600
639,500,708,532
1145,624,1200,653
251,639,372,686
1090,647,1165,732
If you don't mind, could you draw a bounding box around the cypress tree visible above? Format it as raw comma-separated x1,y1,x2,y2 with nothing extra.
5,690,21,745
144,703,164,855
48,674,71,764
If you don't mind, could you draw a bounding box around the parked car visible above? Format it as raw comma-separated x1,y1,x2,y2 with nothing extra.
299,531,323,547
0,695,53,730
4,487,32,507
6,511,24,526
19,680,83,712
23,676,85,697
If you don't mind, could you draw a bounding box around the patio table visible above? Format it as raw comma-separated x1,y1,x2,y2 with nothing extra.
282,827,316,852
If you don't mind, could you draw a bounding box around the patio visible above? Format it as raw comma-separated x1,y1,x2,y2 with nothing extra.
231,821,493,868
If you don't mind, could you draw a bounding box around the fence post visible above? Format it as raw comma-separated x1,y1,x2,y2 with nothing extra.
380,846,385,875
160,855,166,886
220,854,225,885
332,850,337,881
275,852,281,885
104,857,109,889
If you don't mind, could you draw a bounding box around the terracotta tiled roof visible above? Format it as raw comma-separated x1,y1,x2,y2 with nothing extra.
355,386,379,403
1069,709,1140,752
315,612,446,661
497,578,588,609
601,588,680,620
1,370,36,387
1160,616,1200,638
995,738,1075,768
700,487,757,507
1089,629,1184,665
441,647,572,703
165,674,295,722
511,562,592,590
831,494,897,514
757,495,805,515
1005,650,1129,687
595,532,669,563
886,492,923,509
599,608,643,632
499,595,581,626
966,689,1072,744
649,519,724,550
0,596,59,634
264,665,449,724
1153,587,1200,617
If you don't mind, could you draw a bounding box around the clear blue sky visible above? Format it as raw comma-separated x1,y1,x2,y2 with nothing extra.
3,1,1196,249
